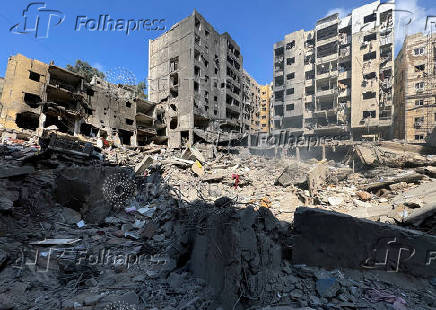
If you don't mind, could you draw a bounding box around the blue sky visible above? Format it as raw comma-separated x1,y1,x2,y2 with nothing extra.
0,0,435,86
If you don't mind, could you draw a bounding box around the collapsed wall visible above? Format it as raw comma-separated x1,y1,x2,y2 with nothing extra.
170,205,289,309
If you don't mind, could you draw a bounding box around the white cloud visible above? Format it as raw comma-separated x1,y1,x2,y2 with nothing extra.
325,8,350,19
93,62,105,72
323,1,435,54
395,0,436,52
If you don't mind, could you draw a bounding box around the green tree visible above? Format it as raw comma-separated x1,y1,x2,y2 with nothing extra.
136,81,147,99
66,60,105,83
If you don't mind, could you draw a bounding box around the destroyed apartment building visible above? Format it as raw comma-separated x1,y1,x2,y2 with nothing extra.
242,69,262,132
394,32,436,144
148,10,268,148
271,0,395,142
0,54,158,146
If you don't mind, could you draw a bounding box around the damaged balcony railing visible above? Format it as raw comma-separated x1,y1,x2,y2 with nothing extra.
49,78,78,93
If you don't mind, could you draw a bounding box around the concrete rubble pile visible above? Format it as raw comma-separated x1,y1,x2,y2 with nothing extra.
0,130,435,309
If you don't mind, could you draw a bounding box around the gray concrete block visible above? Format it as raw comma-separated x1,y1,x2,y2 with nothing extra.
292,207,436,278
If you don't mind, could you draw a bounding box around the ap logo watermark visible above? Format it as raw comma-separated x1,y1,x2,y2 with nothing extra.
10,2,65,39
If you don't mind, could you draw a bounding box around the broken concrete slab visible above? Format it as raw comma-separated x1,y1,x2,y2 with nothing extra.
392,181,436,209
355,142,436,168
30,239,81,245
354,145,377,166
307,163,327,195
60,207,82,225
0,166,34,178
0,197,13,211
348,203,394,219
316,278,339,298
275,163,308,187
275,162,326,195
134,155,154,175
416,166,436,178
360,173,426,192
292,207,436,278
182,146,206,163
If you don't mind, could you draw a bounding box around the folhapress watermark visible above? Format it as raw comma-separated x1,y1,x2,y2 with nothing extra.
75,15,166,35
12,247,169,272
10,2,166,39
10,2,65,38
362,237,435,272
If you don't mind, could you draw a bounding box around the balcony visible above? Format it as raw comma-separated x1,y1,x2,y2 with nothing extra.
316,88,336,97
338,88,351,98
305,94,315,103
380,35,393,46
304,110,313,118
305,79,314,87
339,34,351,46
317,35,338,46
338,70,351,80
304,63,315,71
316,53,338,64
339,46,351,58
316,70,337,80
380,56,392,68
274,63,284,72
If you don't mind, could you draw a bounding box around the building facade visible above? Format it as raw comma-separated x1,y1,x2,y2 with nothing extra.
0,54,157,146
0,77,4,101
272,0,395,141
242,70,261,132
148,10,250,148
394,32,436,143
259,84,272,133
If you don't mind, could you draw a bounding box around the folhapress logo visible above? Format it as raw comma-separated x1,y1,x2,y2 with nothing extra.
10,2,65,38
75,15,166,35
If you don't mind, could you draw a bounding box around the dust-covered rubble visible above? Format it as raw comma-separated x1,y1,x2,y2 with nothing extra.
0,131,435,309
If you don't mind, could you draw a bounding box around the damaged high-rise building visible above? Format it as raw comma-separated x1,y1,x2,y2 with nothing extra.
271,0,395,141
148,10,264,148
242,70,261,132
0,54,159,146
394,32,436,143
259,83,272,133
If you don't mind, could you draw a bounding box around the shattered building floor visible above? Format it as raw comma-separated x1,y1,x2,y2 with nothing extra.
0,131,435,310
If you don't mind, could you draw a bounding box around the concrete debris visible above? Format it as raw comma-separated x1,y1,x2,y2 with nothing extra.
191,160,204,176
181,145,206,163
316,278,339,298
0,197,13,211
327,196,343,206
354,142,436,168
134,155,154,175
29,239,81,245
0,165,34,178
0,249,7,270
292,207,436,278
60,207,82,225
275,163,308,187
275,162,327,195
0,136,435,309
356,190,371,201
360,172,426,192
416,165,436,178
